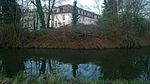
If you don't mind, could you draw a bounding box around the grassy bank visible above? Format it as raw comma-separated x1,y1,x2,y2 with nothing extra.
0,73,149,84
0,24,150,49
22,25,150,49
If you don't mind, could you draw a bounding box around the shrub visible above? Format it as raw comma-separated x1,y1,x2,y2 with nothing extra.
0,23,22,48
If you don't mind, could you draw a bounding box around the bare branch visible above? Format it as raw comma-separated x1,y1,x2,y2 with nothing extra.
30,0,37,7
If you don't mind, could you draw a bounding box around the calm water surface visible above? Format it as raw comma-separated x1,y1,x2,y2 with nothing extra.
0,48,150,80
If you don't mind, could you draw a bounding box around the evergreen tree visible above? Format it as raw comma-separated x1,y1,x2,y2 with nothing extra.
0,0,22,48
72,1,78,26
103,0,117,17
0,0,21,24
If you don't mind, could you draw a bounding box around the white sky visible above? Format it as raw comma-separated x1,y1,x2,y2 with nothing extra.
18,0,104,14
38,0,104,14
63,0,104,14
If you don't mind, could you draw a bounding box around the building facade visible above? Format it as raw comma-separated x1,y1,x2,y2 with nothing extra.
21,9,43,30
52,5,100,28
22,4,100,30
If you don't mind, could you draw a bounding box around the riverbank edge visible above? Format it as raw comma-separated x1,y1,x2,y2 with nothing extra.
1,25,150,49
22,39,150,49
1,43,150,49
0,74,149,84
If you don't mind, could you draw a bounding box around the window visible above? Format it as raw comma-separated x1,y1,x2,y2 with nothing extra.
57,8,60,12
62,15,65,20
58,22,61,27
83,17,84,21
63,22,65,26
97,16,99,19
81,11,83,14
60,6,63,12
30,24,32,27
83,11,86,15
55,21,57,27
53,10,57,13
87,13,89,16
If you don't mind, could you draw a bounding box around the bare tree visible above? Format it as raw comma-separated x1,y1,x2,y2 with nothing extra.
45,0,67,28
31,0,46,29
47,0,56,28
30,0,66,29
94,0,102,15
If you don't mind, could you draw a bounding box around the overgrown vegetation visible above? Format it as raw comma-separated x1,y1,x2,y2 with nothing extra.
0,72,150,84
22,25,104,49
0,24,150,49
0,0,150,49
0,0,22,48
0,23,22,48
98,0,150,48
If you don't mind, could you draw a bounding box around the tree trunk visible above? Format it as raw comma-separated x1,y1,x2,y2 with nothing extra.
36,0,45,29
40,59,46,74
47,0,55,28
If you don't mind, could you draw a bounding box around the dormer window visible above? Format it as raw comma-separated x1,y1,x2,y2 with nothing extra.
60,6,63,12
57,8,60,13
79,10,81,14
81,10,83,14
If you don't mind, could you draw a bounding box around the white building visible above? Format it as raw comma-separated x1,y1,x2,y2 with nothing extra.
52,5,100,28
22,4,100,30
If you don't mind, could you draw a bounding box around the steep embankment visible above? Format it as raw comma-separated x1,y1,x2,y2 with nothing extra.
23,26,150,49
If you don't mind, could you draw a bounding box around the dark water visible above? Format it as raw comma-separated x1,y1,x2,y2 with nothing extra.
0,48,150,80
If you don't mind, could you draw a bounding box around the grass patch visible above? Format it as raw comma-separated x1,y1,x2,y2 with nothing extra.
0,72,149,84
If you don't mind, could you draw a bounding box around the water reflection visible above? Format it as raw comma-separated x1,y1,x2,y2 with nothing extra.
76,63,103,80
0,50,24,77
0,48,150,80
23,58,101,79
54,62,73,79
24,58,49,76
135,56,150,81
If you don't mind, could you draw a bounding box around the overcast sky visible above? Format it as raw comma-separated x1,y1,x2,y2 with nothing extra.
63,0,104,14
18,0,104,14
39,0,104,14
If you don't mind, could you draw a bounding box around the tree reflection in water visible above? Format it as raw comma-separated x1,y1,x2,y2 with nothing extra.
0,49,150,80
76,63,103,80
23,58,102,80
135,55,150,81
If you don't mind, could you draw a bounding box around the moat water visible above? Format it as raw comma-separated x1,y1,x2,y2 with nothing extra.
0,48,150,80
